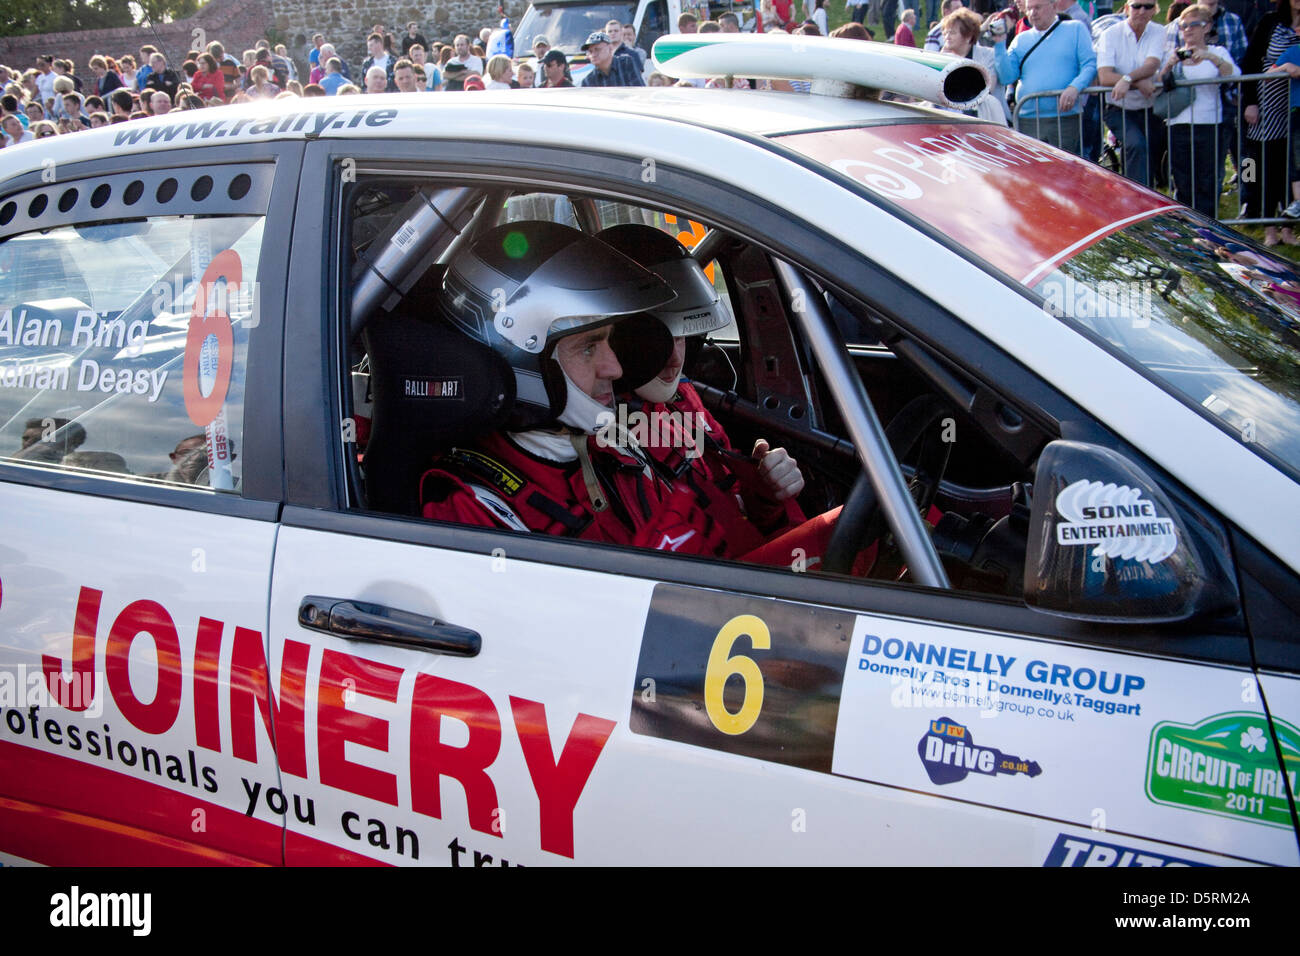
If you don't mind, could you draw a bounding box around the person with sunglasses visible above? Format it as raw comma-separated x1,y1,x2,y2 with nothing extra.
1160,5,1240,215
1097,0,1169,186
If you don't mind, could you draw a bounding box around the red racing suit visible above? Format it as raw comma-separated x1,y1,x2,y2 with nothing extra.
418,430,734,557
621,381,806,540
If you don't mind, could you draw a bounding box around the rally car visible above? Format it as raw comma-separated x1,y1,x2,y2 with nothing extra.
0,35,1296,866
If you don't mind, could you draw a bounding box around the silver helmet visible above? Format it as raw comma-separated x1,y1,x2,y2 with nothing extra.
440,221,675,428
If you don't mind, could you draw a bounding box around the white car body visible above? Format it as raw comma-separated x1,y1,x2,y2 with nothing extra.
0,81,1296,867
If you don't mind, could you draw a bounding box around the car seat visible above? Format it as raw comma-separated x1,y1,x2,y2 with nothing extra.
359,267,515,515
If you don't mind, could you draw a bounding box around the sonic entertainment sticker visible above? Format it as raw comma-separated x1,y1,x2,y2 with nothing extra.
1145,712,1300,829
918,717,1041,785
1054,479,1178,562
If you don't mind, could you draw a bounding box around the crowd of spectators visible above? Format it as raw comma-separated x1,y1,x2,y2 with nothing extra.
0,0,1291,229
971,0,1287,230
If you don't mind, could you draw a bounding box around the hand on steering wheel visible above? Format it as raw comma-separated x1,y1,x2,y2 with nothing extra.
822,395,954,576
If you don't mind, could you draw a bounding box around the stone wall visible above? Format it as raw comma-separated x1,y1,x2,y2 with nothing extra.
0,0,273,85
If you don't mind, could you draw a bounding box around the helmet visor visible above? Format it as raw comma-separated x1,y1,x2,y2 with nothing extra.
647,254,729,337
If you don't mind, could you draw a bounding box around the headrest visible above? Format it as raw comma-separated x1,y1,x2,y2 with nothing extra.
363,269,515,454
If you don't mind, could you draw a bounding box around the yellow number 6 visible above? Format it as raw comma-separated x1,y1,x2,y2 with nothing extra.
704,614,770,735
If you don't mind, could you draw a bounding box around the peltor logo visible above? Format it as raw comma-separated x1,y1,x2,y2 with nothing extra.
918,717,1042,785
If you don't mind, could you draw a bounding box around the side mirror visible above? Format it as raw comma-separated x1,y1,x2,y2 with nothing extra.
1024,440,1237,623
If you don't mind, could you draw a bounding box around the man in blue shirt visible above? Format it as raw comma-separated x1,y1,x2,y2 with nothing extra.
580,31,646,87
994,0,1097,156
320,58,349,95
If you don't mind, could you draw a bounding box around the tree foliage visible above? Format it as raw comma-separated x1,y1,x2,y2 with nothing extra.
0,0,203,38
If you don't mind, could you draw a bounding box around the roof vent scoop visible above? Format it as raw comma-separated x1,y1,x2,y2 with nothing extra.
651,33,992,111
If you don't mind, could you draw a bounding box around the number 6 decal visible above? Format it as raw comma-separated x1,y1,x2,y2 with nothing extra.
704,614,770,735
183,249,241,428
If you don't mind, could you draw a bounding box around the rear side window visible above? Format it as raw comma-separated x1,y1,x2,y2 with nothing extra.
0,215,265,491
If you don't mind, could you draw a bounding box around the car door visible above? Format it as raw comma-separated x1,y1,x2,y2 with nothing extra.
0,146,297,865
263,133,1298,866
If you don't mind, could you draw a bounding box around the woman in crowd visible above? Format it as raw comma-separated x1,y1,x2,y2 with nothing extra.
246,64,281,99
485,54,514,89
1242,0,1300,245
938,7,1010,122
119,55,138,91
894,7,917,44
90,56,123,98
191,53,226,102
240,49,258,89
1160,4,1238,217
813,0,830,34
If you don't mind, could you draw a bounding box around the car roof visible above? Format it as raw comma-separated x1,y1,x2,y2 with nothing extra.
0,89,956,181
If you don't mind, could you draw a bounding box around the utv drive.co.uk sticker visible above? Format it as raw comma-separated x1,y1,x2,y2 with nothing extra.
917,717,1042,785
1145,712,1300,829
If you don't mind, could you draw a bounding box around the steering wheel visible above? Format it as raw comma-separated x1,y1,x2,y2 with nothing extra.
822,395,954,575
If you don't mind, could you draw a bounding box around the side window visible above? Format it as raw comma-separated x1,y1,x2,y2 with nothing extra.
338,178,1038,602
0,215,264,491
639,0,669,50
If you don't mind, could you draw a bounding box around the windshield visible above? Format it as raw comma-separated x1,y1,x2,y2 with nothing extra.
781,123,1300,478
1039,211,1300,476
517,2,636,54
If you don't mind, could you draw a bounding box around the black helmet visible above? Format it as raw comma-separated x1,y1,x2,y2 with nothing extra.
440,221,676,429
596,224,729,338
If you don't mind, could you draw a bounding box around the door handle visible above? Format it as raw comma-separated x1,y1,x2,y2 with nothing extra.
298,595,481,657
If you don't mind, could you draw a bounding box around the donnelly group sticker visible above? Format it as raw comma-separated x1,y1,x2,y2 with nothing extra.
918,717,1042,785
1145,712,1300,829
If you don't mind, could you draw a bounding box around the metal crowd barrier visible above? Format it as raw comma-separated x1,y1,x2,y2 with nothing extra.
1011,72,1296,226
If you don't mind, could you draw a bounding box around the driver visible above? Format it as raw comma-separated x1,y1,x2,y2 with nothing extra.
597,224,807,545
419,221,734,556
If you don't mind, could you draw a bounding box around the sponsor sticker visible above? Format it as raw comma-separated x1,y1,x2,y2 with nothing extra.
1054,479,1178,563
918,716,1041,785
446,447,524,496
630,584,854,772
854,630,1147,722
1145,712,1300,829
403,376,463,400
1043,833,1208,867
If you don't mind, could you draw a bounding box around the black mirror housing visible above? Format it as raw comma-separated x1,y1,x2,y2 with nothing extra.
1025,440,1237,623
